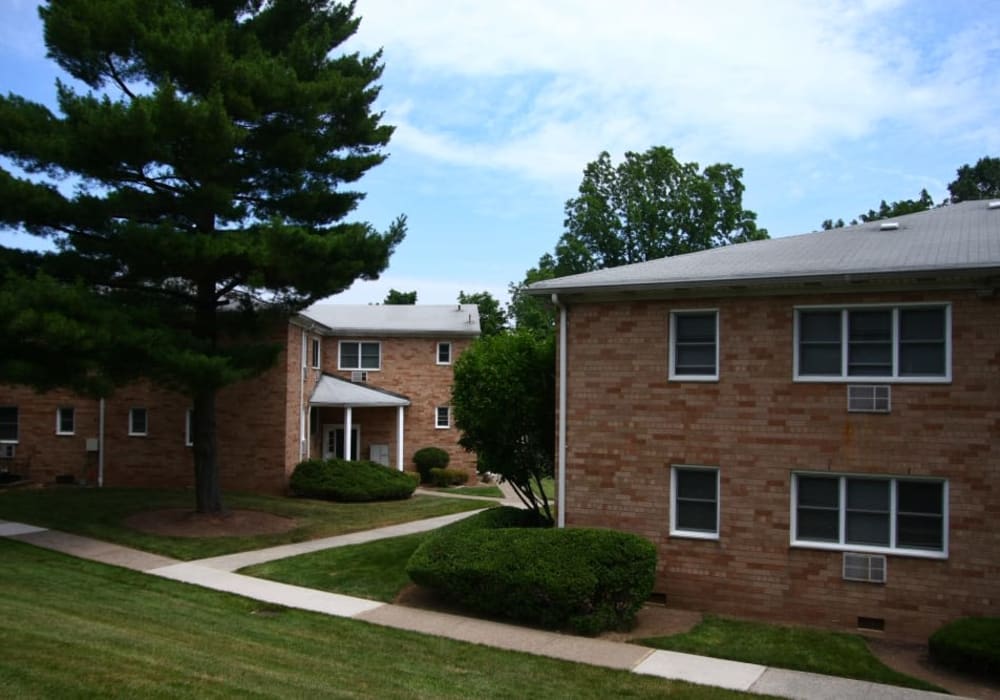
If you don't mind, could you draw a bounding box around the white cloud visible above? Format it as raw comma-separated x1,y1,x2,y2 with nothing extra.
352,0,998,183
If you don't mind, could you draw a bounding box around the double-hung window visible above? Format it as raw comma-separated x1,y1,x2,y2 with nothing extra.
0,407,18,442
435,406,451,429
670,310,719,380
670,466,720,539
311,338,321,369
795,305,949,381
56,407,75,436
437,342,452,365
129,408,148,437
792,473,947,557
339,341,381,371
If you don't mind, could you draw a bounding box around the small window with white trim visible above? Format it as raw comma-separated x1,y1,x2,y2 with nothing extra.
129,408,148,437
435,406,451,429
56,407,75,435
670,466,720,539
311,338,321,368
792,473,947,557
185,409,193,447
0,406,18,442
339,341,381,370
670,310,719,380
437,342,452,365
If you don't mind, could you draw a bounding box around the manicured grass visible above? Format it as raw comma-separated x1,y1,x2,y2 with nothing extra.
540,476,556,500
0,487,486,560
0,540,750,699
446,484,504,498
242,531,430,602
640,616,944,692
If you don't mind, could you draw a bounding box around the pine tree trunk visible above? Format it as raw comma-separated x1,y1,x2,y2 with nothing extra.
193,390,223,514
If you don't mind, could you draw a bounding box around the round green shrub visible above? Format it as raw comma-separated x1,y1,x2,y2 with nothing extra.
928,617,1000,680
407,507,656,635
429,467,469,487
289,458,418,502
413,446,450,482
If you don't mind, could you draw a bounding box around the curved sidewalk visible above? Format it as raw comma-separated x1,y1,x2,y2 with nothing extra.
0,517,960,700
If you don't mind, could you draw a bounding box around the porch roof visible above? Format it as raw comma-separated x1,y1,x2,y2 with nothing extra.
310,374,411,408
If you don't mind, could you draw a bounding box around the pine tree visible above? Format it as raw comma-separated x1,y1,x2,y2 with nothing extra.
0,0,405,513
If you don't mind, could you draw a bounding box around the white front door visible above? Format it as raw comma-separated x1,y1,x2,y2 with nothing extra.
323,424,360,460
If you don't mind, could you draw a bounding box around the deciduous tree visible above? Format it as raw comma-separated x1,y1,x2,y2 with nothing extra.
457,290,506,337
0,0,404,513
383,289,417,304
948,156,1000,202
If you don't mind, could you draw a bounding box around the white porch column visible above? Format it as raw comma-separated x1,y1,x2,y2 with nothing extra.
396,406,405,472
344,406,353,461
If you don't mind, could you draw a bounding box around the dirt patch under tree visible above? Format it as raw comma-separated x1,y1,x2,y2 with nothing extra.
124,508,298,538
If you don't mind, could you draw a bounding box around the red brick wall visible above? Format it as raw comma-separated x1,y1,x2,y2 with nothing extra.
561,289,999,640
312,334,476,475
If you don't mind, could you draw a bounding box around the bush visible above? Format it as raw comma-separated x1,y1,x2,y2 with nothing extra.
928,617,1000,680
413,447,450,483
289,458,418,502
428,468,469,487
407,507,656,635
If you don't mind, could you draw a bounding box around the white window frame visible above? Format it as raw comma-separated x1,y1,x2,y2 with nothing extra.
338,340,382,371
0,406,18,443
793,303,951,383
435,406,451,429
669,309,720,381
185,409,194,447
670,465,721,540
55,407,75,436
436,341,452,366
311,337,321,369
129,408,148,437
790,472,948,559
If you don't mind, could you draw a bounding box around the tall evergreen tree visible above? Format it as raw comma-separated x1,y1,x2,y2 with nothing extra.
0,0,405,513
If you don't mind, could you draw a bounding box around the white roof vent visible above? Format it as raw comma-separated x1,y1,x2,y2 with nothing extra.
988,200,1000,210
879,221,899,231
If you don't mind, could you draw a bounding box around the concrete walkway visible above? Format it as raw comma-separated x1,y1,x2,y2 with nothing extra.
0,516,959,700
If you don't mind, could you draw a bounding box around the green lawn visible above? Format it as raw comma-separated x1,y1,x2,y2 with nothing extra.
0,487,486,560
640,616,943,692
0,539,750,699
444,484,504,498
242,530,429,602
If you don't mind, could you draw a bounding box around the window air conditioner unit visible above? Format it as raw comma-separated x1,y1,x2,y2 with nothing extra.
350,370,368,383
843,552,886,584
847,385,890,413
0,444,15,459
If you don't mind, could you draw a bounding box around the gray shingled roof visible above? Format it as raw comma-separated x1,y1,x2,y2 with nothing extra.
527,200,1000,295
300,304,481,336
310,374,410,407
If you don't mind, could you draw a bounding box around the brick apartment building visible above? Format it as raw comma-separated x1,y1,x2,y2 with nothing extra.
0,304,480,491
529,200,999,640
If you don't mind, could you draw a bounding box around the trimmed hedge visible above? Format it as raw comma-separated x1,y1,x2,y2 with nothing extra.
429,467,469,487
928,617,1000,680
413,447,450,483
289,458,418,502
407,507,656,635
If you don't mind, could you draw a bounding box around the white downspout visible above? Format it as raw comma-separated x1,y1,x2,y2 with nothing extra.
552,293,568,529
299,329,307,460
98,398,105,487
344,406,353,461
396,405,405,472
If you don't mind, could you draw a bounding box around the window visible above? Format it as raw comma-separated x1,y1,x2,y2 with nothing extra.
185,409,193,447
670,466,720,539
670,310,719,380
129,408,148,436
792,473,947,557
56,407,75,436
311,338,321,369
437,342,452,365
0,406,18,442
339,341,381,370
796,305,949,381
435,406,451,429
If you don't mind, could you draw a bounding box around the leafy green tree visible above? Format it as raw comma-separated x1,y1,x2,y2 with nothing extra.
821,189,934,229
509,146,767,333
451,332,555,524
383,289,417,304
0,0,404,513
457,290,506,337
948,156,1000,202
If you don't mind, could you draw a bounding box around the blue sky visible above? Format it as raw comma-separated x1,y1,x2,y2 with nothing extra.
1,0,998,306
